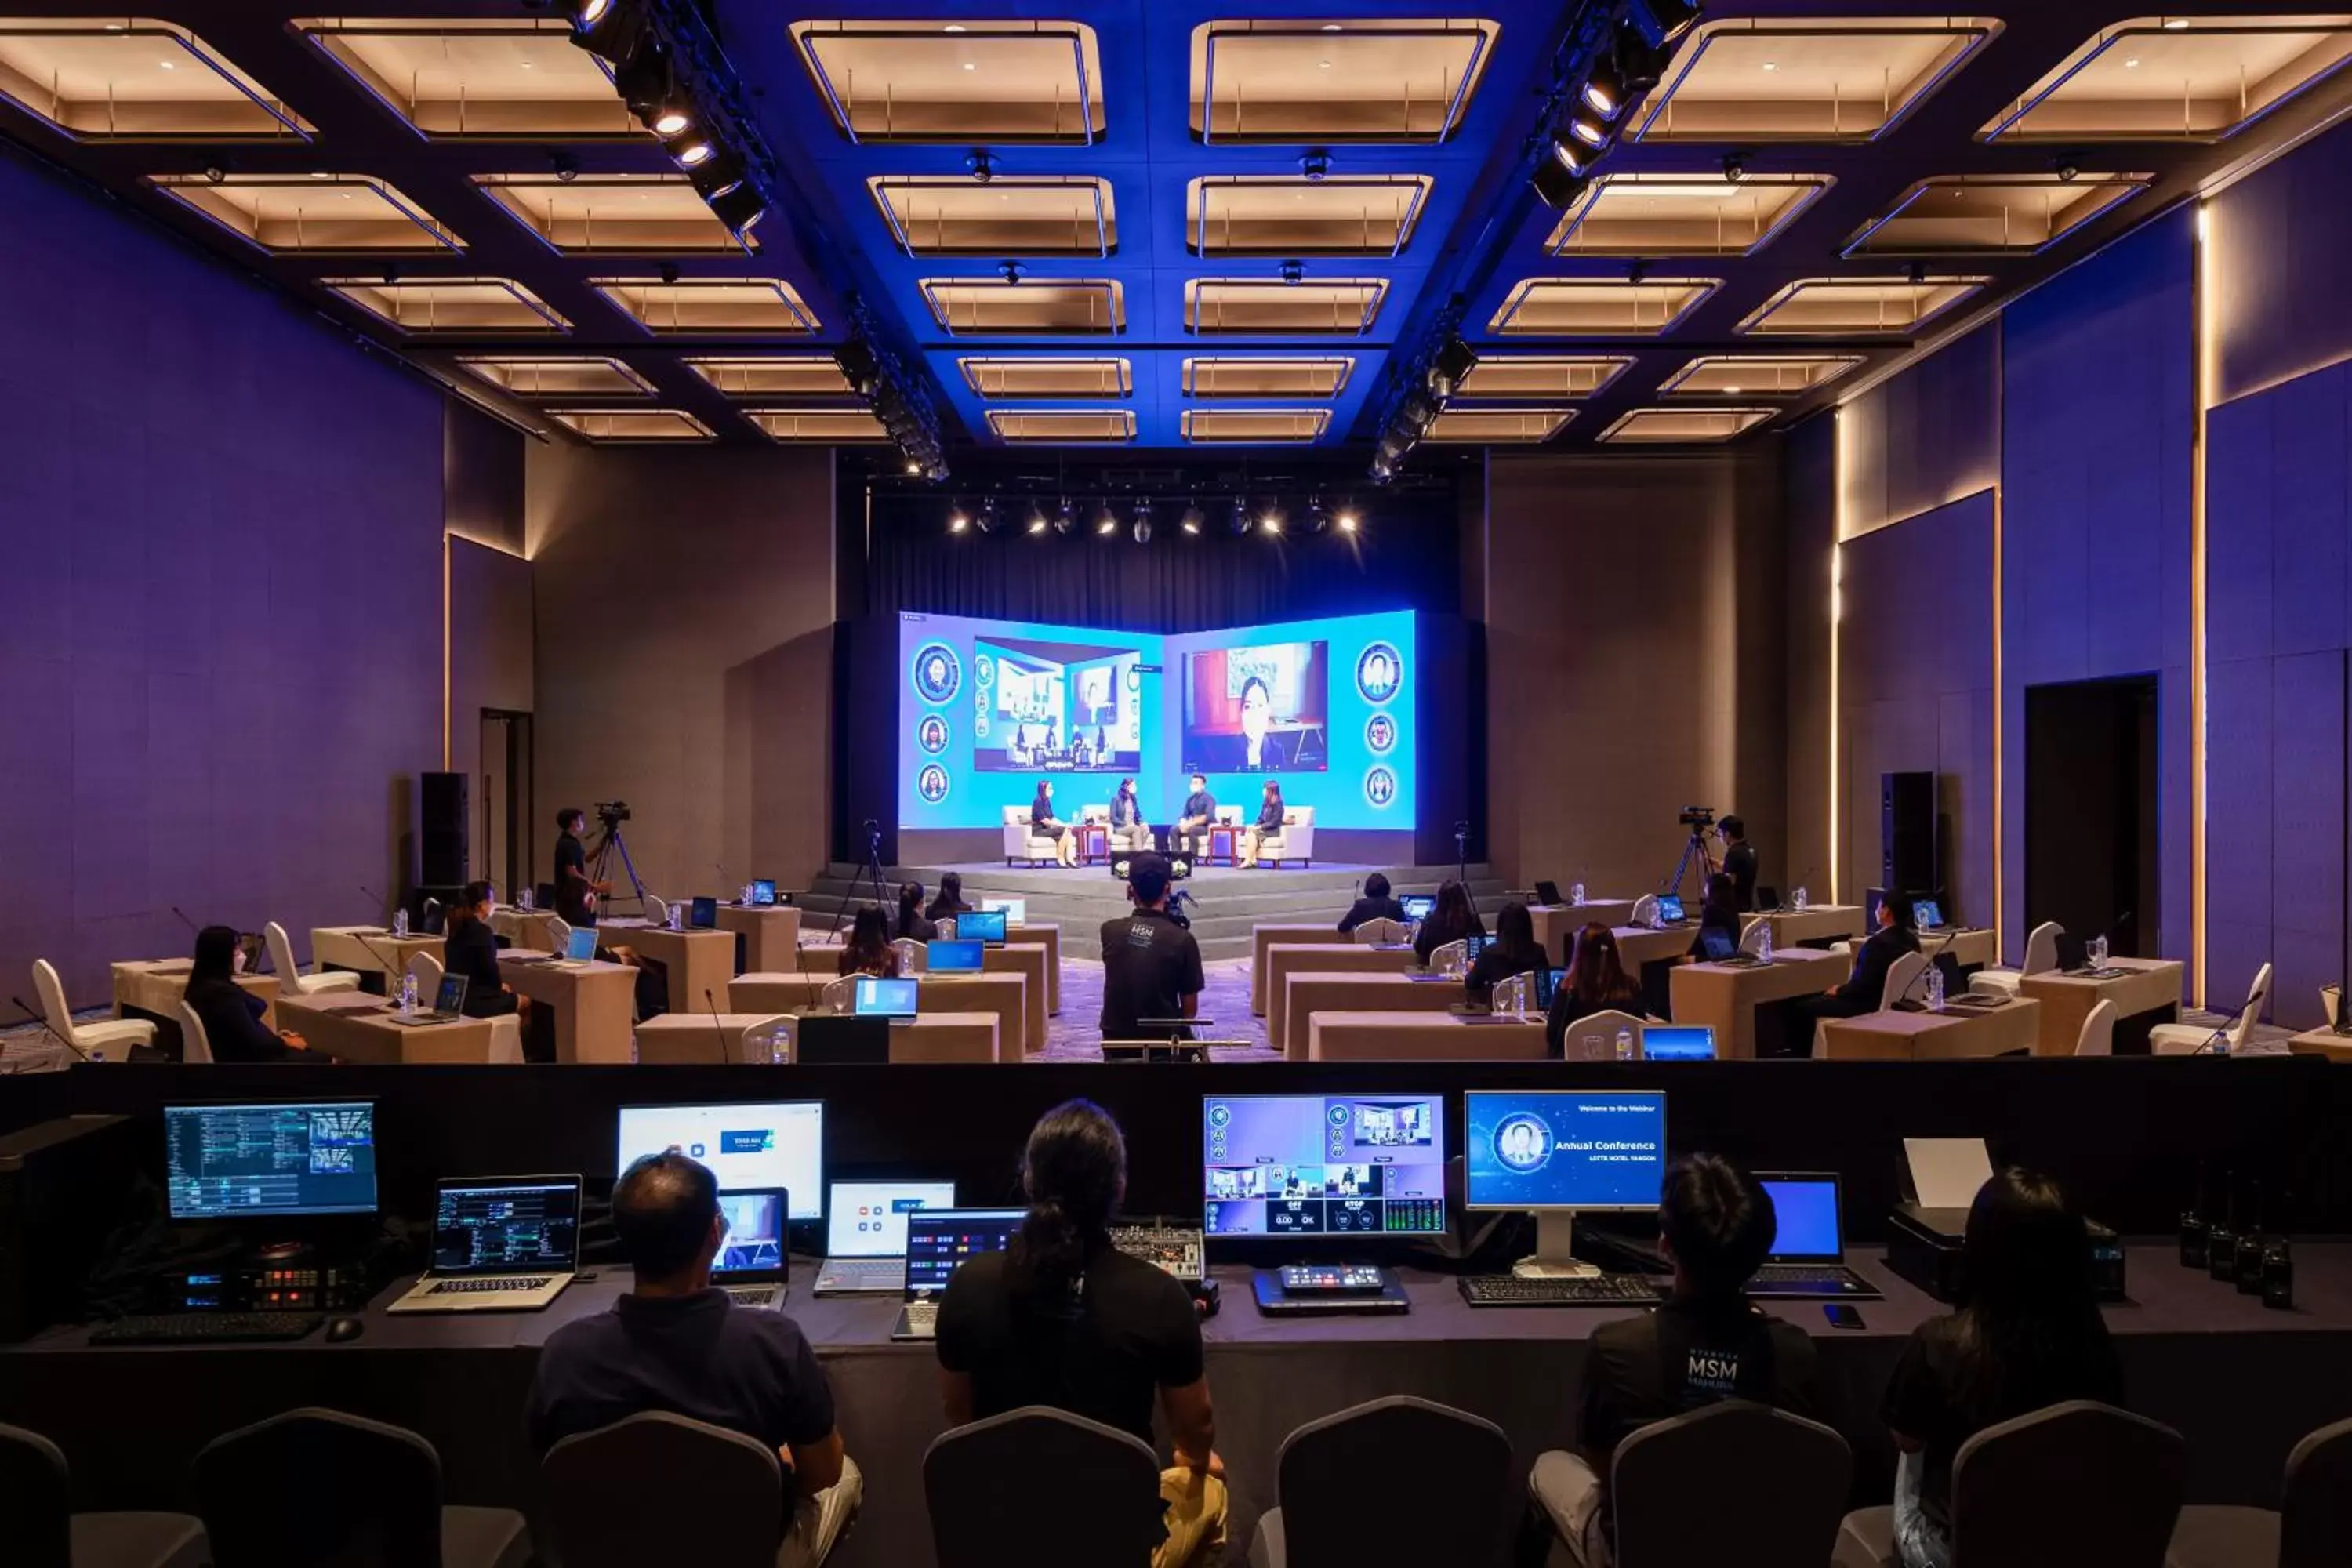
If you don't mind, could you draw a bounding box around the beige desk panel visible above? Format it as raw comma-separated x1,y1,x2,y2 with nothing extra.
1922,928,1998,969
497,952,637,1065
1819,999,2043,1061
1533,901,1637,960
1751,906,1866,946
112,961,278,1028
1670,950,1848,1061
2289,1028,2352,1062
634,1012,779,1065
1262,945,1419,1047
1613,926,1700,969
312,927,445,976
598,923,737,1016
274,992,498,1065
728,972,1032,1058
1250,925,1356,1014
491,909,568,952
1003,924,1061,1012
1308,1011,1548,1062
2020,958,2185,1056
710,904,804,972
1280,971,1465,1062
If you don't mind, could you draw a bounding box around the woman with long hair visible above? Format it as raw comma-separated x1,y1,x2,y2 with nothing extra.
1465,899,1548,1006
934,1101,1227,1567
442,880,520,1018
184,924,314,1063
1237,780,1286,868
1412,877,1486,964
895,880,935,943
1880,1169,2123,1567
1544,921,1642,1058
925,871,971,923
836,905,901,978
1031,779,1077,867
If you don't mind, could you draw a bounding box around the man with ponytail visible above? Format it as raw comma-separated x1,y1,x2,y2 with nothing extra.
936,1100,1225,1566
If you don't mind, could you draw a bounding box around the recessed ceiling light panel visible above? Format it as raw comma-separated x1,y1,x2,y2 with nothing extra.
1633,17,2002,142
1192,18,1500,143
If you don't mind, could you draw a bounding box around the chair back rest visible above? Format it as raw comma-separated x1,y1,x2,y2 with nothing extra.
924,1408,1163,1568
1740,920,1772,956
177,1000,215,1065
1561,1010,1644,1062
1612,1400,1852,1568
1949,1401,2185,1568
546,917,573,954
29,960,73,1044
2021,921,2063,977
1353,918,1404,946
195,1406,449,1568
1274,1396,1512,1568
644,895,669,925
934,917,956,940
1880,951,1928,1012
2325,985,2342,1028
1002,805,1030,826
818,975,857,1014
2234,961,2274,1046
263,922,300,985
1491,973,1532,1017
1630,895,1660,926
1429,939,1468,976
2281,1415,2352,1568
1289,805,1314,826
0,1421,72,1568
405,951,445,997
1217,806,1242,825
895,938,927,974
542,1412,781,1568
739,1015,794,1065
2074,998,2118,1056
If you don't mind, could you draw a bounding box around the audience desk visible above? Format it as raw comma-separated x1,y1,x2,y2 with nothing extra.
710,903,803,973
1261,944,1418,1045
1817,999,2044,1061
2020,957,2185,1055
110,960,278,1034
272,992,501,1065
9,1242,2348,1568
489,909,566,952
802,942,1053,1037
1669,949,1849,1059
597,921,735,1017
727,972,1033,1057
1532,900,1636,961
1250,925,1355,1014
1748,905,1867,947
495,952,635,1064
1917,927,1998,969
633,1011,1001,1065
1278,971,1466,1062
311,926,445,987
2288,1028,2352,1061
1001,924,1061,1012
1307,1011,1548,1062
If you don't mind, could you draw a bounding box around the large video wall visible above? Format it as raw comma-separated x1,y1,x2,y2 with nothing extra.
897,610,1417,832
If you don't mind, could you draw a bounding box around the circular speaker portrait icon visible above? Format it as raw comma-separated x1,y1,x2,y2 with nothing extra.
918,717,950,754
912,643,962,704
1355,642,1403,704
1492,1113,1554,1173
916,764,951,804
975,654,996,688
1363,765,1398,809
1365,713,1397,755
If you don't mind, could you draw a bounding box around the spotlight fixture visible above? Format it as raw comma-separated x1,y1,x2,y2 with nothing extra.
1722,152,1747,183
689,147,747,200
1580,53,1629,122
999,260,1025,285
1300,149,1332,182
1027,514,1048,535
966,149,996,183
948,502,971,533
1095,499,1118,535
1370,456,1395,483
1279,259,1306,285
2054,155,2082,183
975,499,997,534
650,99,691,137
666,129,714,168
576,0,614,24
1306,495,1328,534
1054,497,1076,535
926,462,949,483
1566,109,1613,151
550,150,580,183
1335,504,1360,534
1180,503,1205,536
1132,499,1153,543
1429,338,1479,400
1627,0,1703,50
1228,496,1250,536
906,460,922,475
1614,21,1673,93
1532,141,1594,209
708,183,765,239
1259,503,1284,535
1627,259,1651,285
612,40,677,125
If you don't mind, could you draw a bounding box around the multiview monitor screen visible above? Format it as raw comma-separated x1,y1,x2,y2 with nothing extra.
1463,1091,1666,1213
615,1102,824,1220
1201,1094,1447,1237
165,1101,378,1220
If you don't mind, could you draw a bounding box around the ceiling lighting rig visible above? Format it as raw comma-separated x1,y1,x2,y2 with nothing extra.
841,296,948,481
568,0,768,243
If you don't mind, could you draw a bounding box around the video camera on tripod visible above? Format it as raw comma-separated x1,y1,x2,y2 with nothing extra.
593,800,632,829
1679,806,1716,829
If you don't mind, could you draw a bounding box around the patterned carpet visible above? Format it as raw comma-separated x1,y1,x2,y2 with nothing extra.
1044,956,1278,1062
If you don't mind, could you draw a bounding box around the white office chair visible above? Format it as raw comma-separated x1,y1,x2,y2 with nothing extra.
1630,895,1661,927
485,1014,524,1064
1970,921,2062,998
263,922,361,996
818,975,857,1014
30,960,154,1061
894,938,927,975
644,895,670,927
1880,952,1929,1012
405,951,445,998
2323,985,2343,1026
546,916,575,955
1352,917,1406,946
933,916,956,940
741,1014,794,1065
2074,998,2118,1057
176,1000,215,1065
1740,920,1773,958
1428,939,1468,976
1559,1009,1646,1062
2150,962,2272,1056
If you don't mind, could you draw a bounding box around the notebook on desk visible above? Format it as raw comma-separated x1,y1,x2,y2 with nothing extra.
385,974,470,1025
1747,1173,1881,1299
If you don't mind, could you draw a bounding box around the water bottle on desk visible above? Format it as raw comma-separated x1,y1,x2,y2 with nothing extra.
1615,1028,1634,1062
1759,924,1774,963
1792,887,1809,910
518,887,534,912
400,972,418,1016
392,907,409,938
1926,965,1946,1012
741,884,755,907
2089,935,2108,970
1569,882,1586,907
667,902,683,931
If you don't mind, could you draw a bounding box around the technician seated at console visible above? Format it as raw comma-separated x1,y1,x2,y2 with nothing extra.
1521,1154,1819,1568
442,882,520,1018
1337,872,1407,934
1791,892,1922,1034
528,1152,862,1568
1099,853,1204,1040
1466,902,1548,1006
185,924,318,1063
935,1101,1225,1568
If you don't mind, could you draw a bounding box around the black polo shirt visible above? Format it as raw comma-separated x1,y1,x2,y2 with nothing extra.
554,831,590,924
935,1243,1203,1447
1724,842,1759,910
1098,907,1204,1037
526,1290,835,1467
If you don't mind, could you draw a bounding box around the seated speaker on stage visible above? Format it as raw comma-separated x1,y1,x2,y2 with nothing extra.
1174,775,1217,858
1236,781,1287,869
1107,778,1154,852
1031,779,1078,867
1338,873,1407,934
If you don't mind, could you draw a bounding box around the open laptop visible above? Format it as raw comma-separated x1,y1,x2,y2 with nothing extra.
749,880,779,907
926,938,984,974
1655,895,1689,925
957,909,1009,945
1398,894,1436,922
1642,1025,1718,1062
1913,898,1948,933
387,1176,581,1314
815,1179,957,1294
549,927,598,967
978,897,1026,926
853,976,919,1020
690,895,719,929
1534,880,1564,907
1531,967,1566,1011
387,973,470,1025
1749,1173,1882,1298
890,1207,1022,1341
1700,927,1765,968
713,1188,789,1308
1757,885,1783,913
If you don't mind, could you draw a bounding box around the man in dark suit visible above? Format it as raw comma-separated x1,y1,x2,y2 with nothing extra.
1788,895,1922,1048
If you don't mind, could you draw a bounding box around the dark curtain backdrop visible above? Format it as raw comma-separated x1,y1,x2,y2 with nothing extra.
860,492,1463,632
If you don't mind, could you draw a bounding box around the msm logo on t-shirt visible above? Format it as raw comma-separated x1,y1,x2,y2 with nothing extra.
1125,921,1158,949
1685,1346,1744,1403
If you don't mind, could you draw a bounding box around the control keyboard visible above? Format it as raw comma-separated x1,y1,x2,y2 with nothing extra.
1458,1275,1660,1308
1747,1265,1882,1300
426,1276,554,1295
92,1312,323,1345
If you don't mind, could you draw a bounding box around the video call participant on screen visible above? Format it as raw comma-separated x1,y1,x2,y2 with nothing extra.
444,882,519,1019
1790,893,1922,1041
936,1101,1225,1568
1175,775,1217,858
1109,778,1152,852
926,872,972,924
1412,880,1486,965
1691,873,1744,963
553,808,608,926
1466,901,1548,1006
1098,853,1204,1040
895,882,936,943
837,906,902,979
1031,779,1079,867
529,1152,861,1568
185,924,316,1063
1878,1169,2122,1568
1544,923,1642,1058
1338,872,1406,934
1236,781,1287,869
1522,1155,1817,1568
1201,675,1290,772
1719,816,1758,911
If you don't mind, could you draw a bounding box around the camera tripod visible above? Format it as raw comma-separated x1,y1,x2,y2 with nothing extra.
1661,828,1716,905
828,819,892,937
589,822,648,912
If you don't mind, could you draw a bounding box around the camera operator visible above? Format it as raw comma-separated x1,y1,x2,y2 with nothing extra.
1718,815,1758,912
1099,853,1203,1042
554,808,611,927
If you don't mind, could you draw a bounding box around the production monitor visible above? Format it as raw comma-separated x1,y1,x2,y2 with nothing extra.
615,1102,824,1220
428,1177,580,1276
1201,1094,1447,1237
714,1189,788,1276
1757,1174,1843,1262
1399,895,1436,921
827,1180,958,1258
165,1101,379,1221
690,896,718,928
903,1208,1023,1294
978,897,1027,925
750,880,778,906
1463,1091,1667,1214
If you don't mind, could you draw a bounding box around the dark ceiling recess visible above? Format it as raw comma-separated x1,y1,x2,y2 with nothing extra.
3,2,2350,462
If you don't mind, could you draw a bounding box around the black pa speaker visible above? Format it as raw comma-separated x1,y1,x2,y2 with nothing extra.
422,771,469,888
1881,771,1936,898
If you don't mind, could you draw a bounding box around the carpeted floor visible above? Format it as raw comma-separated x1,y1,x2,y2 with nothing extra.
1044,956,1277,1061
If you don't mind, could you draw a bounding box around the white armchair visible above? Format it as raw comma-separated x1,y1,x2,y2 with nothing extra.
1002,805,1060,867
818,975,857,1014
644,895,670,927
31,960,154,1060
1971,921,2062,997
1740,920,1773,957
176,1000,214,1065
1630,894,1661,927
1560,1009,1645,1062
1252,807,1317,868
1352,917,1407,946
264,922,361,996
2151,962,2272,1055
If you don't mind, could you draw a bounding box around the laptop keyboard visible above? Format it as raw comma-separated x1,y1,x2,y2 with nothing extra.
818,1258,905,1290
722,1285,779,1308
427,1276,553,1294
897,1299,940,1338
1748,1264,1879,1298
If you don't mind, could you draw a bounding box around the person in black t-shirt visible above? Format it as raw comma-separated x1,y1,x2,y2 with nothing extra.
441,882,518,1018
552,808,605,926
1878,1169,2122,1568
1718,815,1758,911
1522,1154,1818,1568
1174,775,1218,859
528,1153,860,1567
183,924,318,1063
1338,872,1407,934
1099,853,1205,1040
936,1101,1225,1568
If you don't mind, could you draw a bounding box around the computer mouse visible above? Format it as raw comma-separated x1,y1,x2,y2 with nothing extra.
324,1316,365,1344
